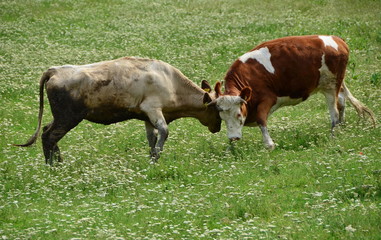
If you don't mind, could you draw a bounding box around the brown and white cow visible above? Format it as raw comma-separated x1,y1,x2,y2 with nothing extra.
15,57,221,164
204,35,375,149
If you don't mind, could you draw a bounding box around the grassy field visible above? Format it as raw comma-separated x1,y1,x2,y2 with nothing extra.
1,0,380,239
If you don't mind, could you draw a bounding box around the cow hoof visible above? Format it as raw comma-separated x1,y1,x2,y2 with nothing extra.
265,143,275,151
149,148,161,164
149,155,158,164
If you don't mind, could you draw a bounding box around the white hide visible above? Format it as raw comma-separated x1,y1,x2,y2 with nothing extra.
318,54,337,91
47,58,177,110
216,96,246,140
318,54,340,127
260,125,275,150
239,47,275,74
318,36,339,51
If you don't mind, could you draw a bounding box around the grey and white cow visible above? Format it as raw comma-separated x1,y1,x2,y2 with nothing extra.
15,57,221,164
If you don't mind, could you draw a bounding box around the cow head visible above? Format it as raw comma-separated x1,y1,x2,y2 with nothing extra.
200,80,222,133
204,81,251,141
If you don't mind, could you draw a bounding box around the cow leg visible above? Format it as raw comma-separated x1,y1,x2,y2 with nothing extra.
337,89,346,124
145,121,158,157
41,118,82,165
42,122,64,165
143,109,168,162
256,98,276,150
41,122,57,165
259,125,275,150
323,90,340,133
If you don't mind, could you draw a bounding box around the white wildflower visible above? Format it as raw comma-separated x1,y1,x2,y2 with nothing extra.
345,225,356,233
312,192,323,197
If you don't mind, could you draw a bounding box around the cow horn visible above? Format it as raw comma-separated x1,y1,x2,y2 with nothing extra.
216,104,223,112
239,98,247,105
206,99,217,108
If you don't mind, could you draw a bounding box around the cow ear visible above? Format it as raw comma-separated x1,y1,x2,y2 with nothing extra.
240,87,252,102
214,81,223,97
203,92,213,105
201,80,211,93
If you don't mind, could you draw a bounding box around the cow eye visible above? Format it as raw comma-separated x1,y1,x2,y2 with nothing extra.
237,113,241,118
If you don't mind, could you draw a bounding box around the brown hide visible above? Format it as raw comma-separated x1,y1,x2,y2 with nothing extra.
224,35,349,125
214,35,374,149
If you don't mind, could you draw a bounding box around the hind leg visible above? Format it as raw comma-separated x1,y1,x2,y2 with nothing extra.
43,87,88,164
337,88,346,124
323,90,340,134
42,122,64,165
41,122,58,164
42,118,82,165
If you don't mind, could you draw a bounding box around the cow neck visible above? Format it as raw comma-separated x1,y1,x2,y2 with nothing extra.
171,74,208,120
177,89,207,117
223,70,249,96
164,93,207,123
223,70,254,122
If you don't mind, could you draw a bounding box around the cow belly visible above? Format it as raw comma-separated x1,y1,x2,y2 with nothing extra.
269,96,303,115
85,108,148,124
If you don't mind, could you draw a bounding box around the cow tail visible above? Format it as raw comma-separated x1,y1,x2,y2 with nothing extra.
342,82,376,127
14,70,52,147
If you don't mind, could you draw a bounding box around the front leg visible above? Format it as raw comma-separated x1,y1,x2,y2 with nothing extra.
145,121,158,157
259,125,275,150
256,97,276,150
150,118,168,162
141,105,168,163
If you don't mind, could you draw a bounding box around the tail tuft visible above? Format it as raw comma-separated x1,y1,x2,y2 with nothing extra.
13,133,39,147
342,83,376,127
13,69,53,147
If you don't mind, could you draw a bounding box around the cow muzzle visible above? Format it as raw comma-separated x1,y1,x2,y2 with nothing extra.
229,137,241,142
226,127,243,142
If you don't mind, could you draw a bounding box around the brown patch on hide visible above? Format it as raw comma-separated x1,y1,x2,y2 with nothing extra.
94,79,112,92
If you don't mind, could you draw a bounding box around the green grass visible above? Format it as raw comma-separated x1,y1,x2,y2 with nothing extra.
1,0,380,239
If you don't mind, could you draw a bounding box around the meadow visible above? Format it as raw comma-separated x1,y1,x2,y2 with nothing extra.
1,0,380,239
